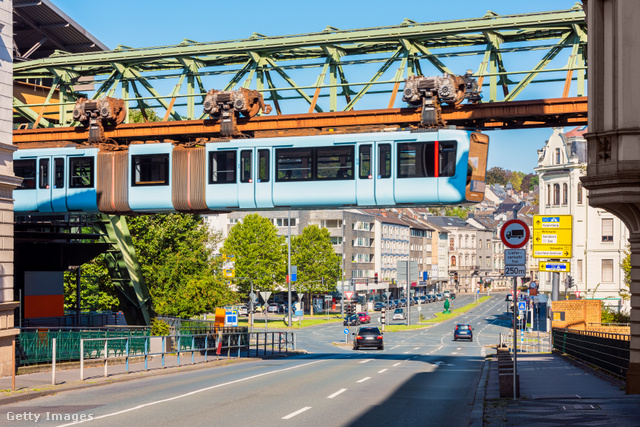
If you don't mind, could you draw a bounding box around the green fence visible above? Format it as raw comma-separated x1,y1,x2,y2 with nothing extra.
17,328,150,366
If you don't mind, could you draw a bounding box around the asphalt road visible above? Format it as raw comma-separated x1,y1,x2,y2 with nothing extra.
0,294,509,427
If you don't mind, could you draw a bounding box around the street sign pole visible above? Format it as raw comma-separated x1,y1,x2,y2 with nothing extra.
406,260,410,326
512,276,518,400
552,272,559,302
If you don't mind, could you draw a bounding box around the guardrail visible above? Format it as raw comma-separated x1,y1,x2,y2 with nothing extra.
499,332,551,354
73,331,295,381
552,328,630,379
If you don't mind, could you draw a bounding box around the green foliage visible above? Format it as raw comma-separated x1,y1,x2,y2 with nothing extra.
151,318,170,336
521,174,538,192
621,245,631,301
128,108,161,123
221,214,286,293
601,302,630,324
444,206,471,219
63,258,119,312
509,171,525,192
291,225,341,299
127,213,237,318
486,167,508,186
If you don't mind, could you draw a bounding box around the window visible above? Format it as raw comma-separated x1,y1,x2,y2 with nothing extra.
398,141,436,178
329,236,342,246
321,219,342,228
275,146,354,181
359,145,371,179
451,256,456,267
602,218,614,242
577,183,583,204
240,150,252,183
439,141,457,177
132,154,169,186
54,158,64,189
276,148,312,181
258,149,269,182
602,259,614,282
316,146,353,180
378,144,391,178
276,218,296,227
555,148,562,165
563,183,568,205
554,184,560,205
70,157,94,188
38,158,49,189
14,159,36,190
576,259,583,283
209,151,236,184
449,237,455,250
546,184,551,206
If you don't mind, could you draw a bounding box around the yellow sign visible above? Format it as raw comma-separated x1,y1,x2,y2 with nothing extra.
553,311,563,321
533,215,572,259
539,261,571,272
223,269,235,278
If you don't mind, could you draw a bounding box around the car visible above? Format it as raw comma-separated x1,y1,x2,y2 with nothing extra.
399,298,407,307
373,302,385,311
419,296,427,304
454,323,473,341
237,305,248,316
443,291,451,298
344,315,361,326
267,303,279,313
436,293,444,301
357,312,371,324
392,308,406,321
353,326,384,350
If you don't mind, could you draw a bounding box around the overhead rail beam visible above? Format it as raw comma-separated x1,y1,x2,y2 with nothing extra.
13,5,587,127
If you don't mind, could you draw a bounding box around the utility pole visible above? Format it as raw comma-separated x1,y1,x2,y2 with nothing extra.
287,210,292,327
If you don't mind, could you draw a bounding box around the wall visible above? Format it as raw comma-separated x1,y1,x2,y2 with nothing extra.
551,300,601,330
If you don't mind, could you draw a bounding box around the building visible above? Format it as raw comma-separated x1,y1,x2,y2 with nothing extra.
536,127,629,306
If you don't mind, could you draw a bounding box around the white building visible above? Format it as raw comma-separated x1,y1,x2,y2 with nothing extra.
536,127,629,307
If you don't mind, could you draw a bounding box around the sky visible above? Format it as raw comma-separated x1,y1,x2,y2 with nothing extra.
53,0,585,175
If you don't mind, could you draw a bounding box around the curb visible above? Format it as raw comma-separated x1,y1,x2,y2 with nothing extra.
469,356,490,427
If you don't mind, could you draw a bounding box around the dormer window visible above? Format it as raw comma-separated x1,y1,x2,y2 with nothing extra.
555,148,562,165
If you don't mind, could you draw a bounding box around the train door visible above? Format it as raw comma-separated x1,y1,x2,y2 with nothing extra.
35,156,67,212
206,147,239,209
238,149,258,209
374,142,395,205
254,148,274,208
356,143,376,206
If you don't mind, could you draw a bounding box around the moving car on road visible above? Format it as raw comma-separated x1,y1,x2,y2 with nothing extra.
353,326,384,350
357,312,371,323
392,308,406,321
454,323,473,341
373,302,385,311
344,315,361,326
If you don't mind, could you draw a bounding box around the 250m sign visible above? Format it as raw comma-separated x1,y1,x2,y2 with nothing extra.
504,265,526,277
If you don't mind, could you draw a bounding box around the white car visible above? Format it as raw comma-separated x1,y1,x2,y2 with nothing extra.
267,303,279,313
237,306,248,316
392,308,406,320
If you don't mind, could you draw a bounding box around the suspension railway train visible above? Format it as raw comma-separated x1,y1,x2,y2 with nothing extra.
12,129,489,214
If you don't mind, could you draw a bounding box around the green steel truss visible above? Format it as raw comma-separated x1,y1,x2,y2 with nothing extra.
14,5,587,127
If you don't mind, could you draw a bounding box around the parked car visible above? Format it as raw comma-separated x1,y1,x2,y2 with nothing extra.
373,302,385,311
353,326,384,350
344,315,361,326
237,305,248,316
443,291,451,298
357,312,371,324
454,323,473,341
267,303,279,313
399,298,407,307
392,308,406,321
436,293,444,301
419,296,427,304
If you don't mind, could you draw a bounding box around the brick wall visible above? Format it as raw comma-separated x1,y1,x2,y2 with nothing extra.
551,300,602,330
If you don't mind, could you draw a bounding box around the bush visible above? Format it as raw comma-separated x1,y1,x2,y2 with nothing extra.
151,318,170,336
601,303,630,324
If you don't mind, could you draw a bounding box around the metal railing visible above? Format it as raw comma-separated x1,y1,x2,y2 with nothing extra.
552,328,630,379
499,332,551,354
74,331,295,381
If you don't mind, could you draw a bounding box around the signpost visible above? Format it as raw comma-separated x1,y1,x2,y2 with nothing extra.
532,215,573,258
538,261,571,272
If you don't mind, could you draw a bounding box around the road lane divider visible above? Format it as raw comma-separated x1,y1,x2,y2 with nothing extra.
282,407,312,419
378,369,388,373
327,389,347,399
357,377,371,383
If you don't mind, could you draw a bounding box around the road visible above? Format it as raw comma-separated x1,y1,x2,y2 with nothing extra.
0,294,509,427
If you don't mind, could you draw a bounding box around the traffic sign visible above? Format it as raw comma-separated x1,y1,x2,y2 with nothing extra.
518,301,526,311
575,290,581,298
533,214,572,259
539,261,571,272
500,219,530,249
344,291,354,300
504,265,526,277
343,328,349,335
504,249,526,265
384,291,391,299
259,291,272,304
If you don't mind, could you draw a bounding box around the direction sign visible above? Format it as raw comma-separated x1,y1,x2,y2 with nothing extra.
505,249,526,266
533,214,572,259
344,291,354,300
344,328,349,335
539,261,571,272
500,219,530,249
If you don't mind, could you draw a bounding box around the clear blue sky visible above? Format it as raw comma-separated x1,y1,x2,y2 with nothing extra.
54,0,583,175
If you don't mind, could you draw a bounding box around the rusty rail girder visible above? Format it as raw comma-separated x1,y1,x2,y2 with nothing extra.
13,97,587,147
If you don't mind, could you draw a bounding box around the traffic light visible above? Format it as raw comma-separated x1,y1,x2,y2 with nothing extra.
349,304,356,315
567,275,574,288
374,273,378,284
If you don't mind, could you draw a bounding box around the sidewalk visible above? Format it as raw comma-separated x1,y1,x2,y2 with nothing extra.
482,352,640,426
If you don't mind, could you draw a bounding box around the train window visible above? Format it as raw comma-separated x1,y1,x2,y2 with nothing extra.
132,154,170,186
276,148,313,181
398,142,436,178
258,149,269,183
359,145,371,179
378,144,391,178
54,158,64,189
69,157,94,188
240,150,252,183
209,151,237,184
39,158,49,189
317,146,353,180
14,159,36,190
439,141,457,177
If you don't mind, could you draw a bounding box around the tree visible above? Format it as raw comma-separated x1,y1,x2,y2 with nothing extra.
510,171,525,192
127,213,237,317
291,225,341,310
486,167,508,186
621,245,631,302
221,214,286,294
63,259,119,312
444,206,471,219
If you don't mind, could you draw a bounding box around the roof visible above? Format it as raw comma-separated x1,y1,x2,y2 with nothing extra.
426,216,470,229
14,0,108,62
565,126,587,138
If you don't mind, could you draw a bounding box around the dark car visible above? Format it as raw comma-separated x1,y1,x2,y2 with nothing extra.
373,302,385,311
344,315,361,326
454,323,473,341
353,326,384,350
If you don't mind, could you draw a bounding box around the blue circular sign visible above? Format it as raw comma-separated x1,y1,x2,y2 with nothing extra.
343,328,349,334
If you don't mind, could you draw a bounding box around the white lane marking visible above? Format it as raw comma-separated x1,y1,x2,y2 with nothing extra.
393,362,401,367
414,347,420,350
357,377,371,383
282,407,312,419
403,351,411,354
359,359,373,364
378,369,388,373
56,359,327,426
451,352,458,355
391,346,400,350
327,389,347,399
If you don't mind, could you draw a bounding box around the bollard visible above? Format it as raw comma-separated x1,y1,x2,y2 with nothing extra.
80,339,84,381
51,338,56,386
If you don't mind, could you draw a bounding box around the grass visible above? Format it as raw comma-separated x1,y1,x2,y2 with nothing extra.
420,296,491,324
238,314,343,329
